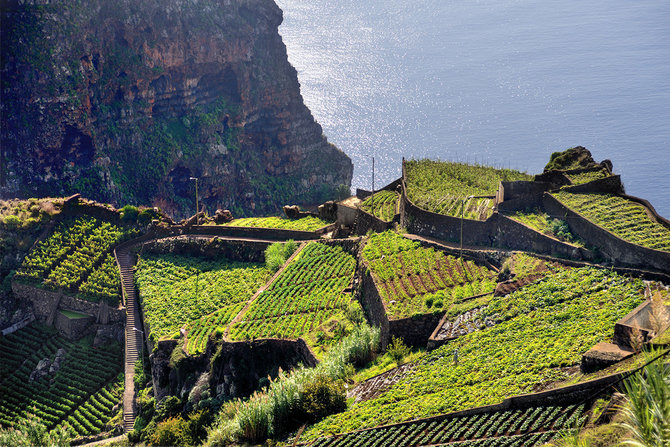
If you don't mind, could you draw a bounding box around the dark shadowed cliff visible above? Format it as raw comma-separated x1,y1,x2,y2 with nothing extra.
0,0,353,217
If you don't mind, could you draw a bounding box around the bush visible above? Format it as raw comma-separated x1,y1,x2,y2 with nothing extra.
298,374,347,423
264,240,298,272
387,336,410,365
120,205,139,223
156,396,182,421
148,416,189,446
3,214,21,230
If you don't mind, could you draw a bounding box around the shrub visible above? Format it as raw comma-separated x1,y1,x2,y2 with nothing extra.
148,416,189,446
298,374,347,423
120,205,139,223
156,396,182,421
387,336,411,365
3,214,21,230
264,240,298,272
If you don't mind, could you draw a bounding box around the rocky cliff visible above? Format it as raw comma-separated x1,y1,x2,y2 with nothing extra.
0,0,353,217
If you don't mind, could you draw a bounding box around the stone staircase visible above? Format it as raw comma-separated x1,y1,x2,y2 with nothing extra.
116,249,144,433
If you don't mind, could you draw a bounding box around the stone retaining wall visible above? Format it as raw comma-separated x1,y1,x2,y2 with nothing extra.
54,310,95,340
562,174,624,194
11,282,125,324
389,312,444,348
543,193,670,272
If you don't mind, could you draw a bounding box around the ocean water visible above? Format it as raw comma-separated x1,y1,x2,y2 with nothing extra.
275,0,670,217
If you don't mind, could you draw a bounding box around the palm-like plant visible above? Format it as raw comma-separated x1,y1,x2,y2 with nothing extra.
620,360,670,447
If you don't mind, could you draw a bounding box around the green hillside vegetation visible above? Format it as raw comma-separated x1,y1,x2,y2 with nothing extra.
509,209,584,246
135,254,271,342
310,403,587,447
14,216,137,306
360,190,399,222
553,191,670,252
363,232,497,318
222,216,331,231
565,168,610,185
405,160,531,220
301,267,644,440
0,324,123,434
229,242,357,344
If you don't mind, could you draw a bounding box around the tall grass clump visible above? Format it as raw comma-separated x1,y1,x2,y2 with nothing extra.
265,240,298,272
205,324,380,446
619,359,670,447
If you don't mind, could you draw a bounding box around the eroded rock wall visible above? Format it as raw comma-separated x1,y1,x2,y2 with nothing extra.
1,0,352,217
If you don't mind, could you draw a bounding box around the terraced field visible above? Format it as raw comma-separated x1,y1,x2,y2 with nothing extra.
222,215,331,231
0,324,123,434
553,191,670,252
135,254,271,343
308,403,587,447
405,160,531,220
301,266,644,440
14,216,136,306
565,168,610,185
360,190,399,222
229,242,356,341
508,209,583,246
363,232,497,318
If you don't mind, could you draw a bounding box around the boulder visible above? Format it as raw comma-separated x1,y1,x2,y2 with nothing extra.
213,209,234,224
318,201,338,221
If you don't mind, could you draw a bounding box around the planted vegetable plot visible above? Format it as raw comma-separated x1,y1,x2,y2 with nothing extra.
302,267,643,439
223,215,331,231
553,191,670,252
135,254,271,342
565,168,610,185
405,160,531,219
0,324,123,432
363,232,497,319
14,216,135,306
184,302,246,355
360,190,399,222
310,403,586,447
509,209,583,246
229,242,356,341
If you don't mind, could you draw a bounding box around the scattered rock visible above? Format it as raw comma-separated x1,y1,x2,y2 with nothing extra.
318,201,338,221
213,209,233,224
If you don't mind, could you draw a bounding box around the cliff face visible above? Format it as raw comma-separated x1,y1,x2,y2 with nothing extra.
0,0,352,217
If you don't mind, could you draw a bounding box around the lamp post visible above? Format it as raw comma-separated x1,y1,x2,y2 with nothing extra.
189,176,199,216
460,195,474,257
371,156,375,217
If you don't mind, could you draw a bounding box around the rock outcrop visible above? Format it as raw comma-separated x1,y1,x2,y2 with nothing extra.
1,0,353,218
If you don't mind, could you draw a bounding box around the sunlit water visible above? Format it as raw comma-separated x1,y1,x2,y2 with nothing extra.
275,0,670,217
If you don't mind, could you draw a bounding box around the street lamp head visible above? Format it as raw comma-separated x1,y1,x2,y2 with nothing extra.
189,177,198,181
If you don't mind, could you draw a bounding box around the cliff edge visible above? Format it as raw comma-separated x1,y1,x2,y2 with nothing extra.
0,0,353,217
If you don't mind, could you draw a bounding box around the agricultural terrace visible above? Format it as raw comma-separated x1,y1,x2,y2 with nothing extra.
553,192,670,252
565,168,610,185
405,160,532,220
135,254,271,343
222,215,331,232
508,209,583,246
229,242,356,342
14,216,137,306
360,190,399,222
363,232,497,319
504,253,566,282
302,267,644,439
310,403,587,447
0,324,123,434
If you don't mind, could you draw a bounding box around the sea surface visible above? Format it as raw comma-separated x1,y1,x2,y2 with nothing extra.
275,0,670,217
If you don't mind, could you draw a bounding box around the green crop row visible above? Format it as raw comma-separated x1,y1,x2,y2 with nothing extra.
363,232,497,318
223,215,331,231
565,168,610,185
0,324,123,430
14,216,135,304
405,160,531,219
78,253,121,306
0,324,56,382
230,243,356,342
302,266,643,440
60,373,124,438
184,302,246,355
311,403,584,447
135,254,271,342
360,190,399,222
553,192,670,252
